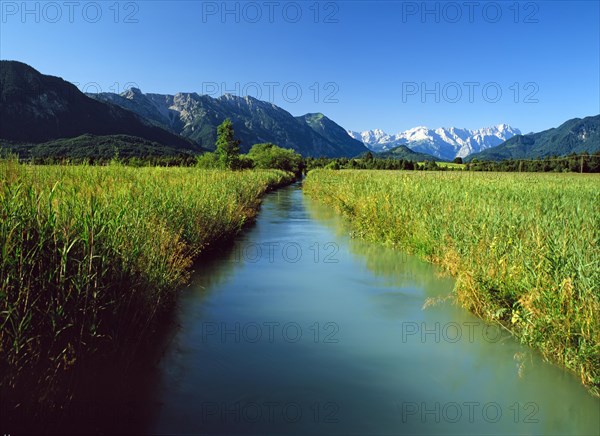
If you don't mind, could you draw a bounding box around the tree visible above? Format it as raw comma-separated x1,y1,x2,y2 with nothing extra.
423,160,439,171
215,118,241,169
453,157,463,164
247,143,303,175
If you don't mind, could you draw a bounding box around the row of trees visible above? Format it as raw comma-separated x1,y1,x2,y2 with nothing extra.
9,119,599,174
10,154,199,167
304,156,436,171
466,154,600,173
305,154,600,173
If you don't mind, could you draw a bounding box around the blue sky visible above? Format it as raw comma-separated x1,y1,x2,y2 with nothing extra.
1,1,599,133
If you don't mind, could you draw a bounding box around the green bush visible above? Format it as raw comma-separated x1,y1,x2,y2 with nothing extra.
195,152,221,169
247,143,303,175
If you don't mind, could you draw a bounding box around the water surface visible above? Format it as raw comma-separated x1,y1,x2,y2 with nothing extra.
142,183,598,435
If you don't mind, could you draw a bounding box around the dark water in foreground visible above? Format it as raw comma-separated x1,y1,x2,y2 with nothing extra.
7,183,598,434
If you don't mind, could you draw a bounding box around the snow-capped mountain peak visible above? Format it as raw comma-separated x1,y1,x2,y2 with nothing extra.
348,124,521,160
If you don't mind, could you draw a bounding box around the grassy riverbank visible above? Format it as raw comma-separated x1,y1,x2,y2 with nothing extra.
0,160,294,391
304,169,600,394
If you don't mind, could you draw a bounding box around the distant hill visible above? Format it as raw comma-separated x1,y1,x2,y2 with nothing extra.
90,89,368,158
299,113,367,157
0,61,197,151
376,144,438,161
2,134,195,160
467,115,600,161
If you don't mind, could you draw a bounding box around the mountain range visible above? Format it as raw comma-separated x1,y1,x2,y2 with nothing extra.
466,115,600,161
348,125,521,160
0,61,196,151
0,61,366,158
1,61,597,162
88,89,367,157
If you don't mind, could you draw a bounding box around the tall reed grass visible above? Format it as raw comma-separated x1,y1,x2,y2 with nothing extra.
304,169,600,393
0,160,293,389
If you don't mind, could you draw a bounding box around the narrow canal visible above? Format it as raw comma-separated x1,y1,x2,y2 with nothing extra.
135,183,599,435
64,182,596,435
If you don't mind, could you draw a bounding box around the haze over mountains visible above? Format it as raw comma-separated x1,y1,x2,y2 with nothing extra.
349,125,521,160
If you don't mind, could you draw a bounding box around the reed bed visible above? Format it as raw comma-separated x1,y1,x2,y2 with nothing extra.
0,160,293,388
304,169,600,393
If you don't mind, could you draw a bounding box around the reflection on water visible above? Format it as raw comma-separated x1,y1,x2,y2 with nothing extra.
136,183,599,435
